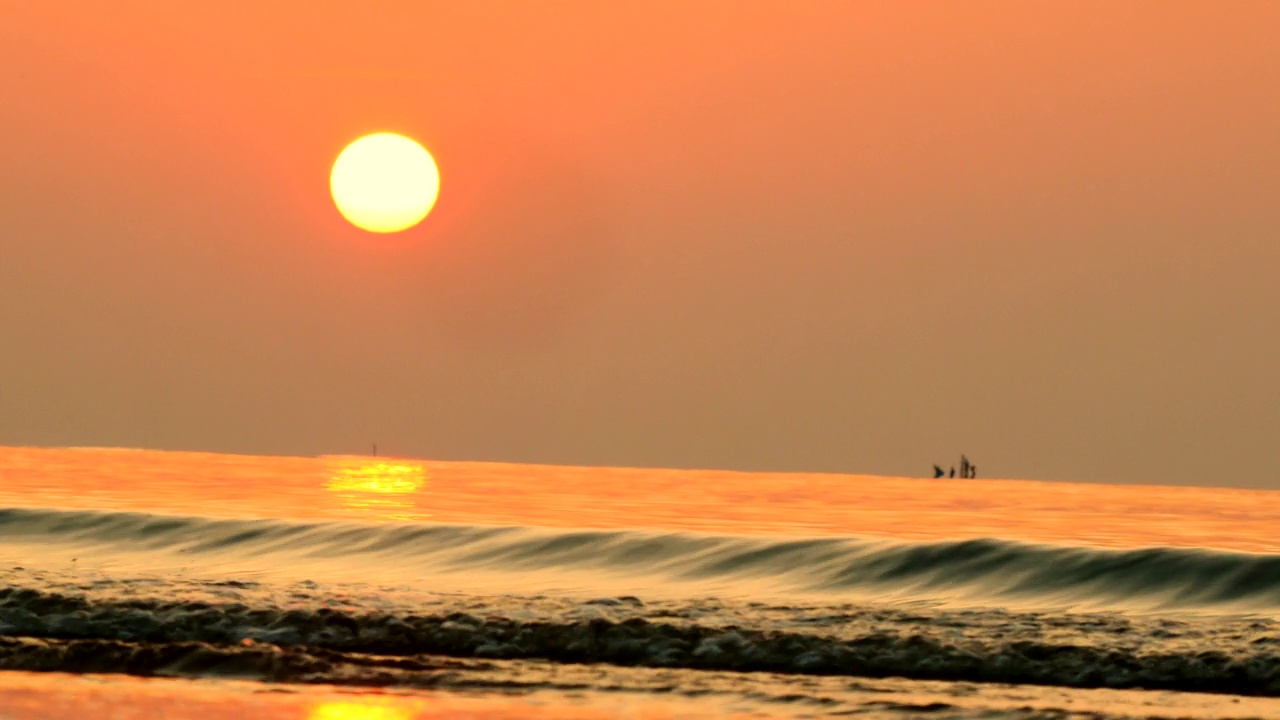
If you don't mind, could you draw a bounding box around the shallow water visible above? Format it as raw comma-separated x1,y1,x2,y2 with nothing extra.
1,446,1279,718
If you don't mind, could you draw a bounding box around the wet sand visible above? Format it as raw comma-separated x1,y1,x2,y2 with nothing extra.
3,668,1280,720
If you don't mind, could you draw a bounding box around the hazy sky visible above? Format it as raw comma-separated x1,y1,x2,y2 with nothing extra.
2,2,1277,486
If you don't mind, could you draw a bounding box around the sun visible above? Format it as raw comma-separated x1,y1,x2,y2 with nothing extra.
330,132,440,233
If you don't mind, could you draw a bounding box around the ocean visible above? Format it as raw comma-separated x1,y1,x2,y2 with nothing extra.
1,446,1278,719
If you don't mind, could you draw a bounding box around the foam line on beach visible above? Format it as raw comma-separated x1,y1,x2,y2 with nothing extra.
1,586,1280,696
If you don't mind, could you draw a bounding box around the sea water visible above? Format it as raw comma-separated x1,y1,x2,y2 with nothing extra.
1,446,1278,719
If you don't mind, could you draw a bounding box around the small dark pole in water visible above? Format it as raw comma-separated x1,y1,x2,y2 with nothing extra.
949,467,955,478
372,443,377,457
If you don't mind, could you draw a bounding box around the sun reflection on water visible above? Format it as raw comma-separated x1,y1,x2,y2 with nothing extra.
324,458,429,522
309,701,416,720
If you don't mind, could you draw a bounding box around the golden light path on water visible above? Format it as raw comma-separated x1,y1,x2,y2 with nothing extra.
0,671,765,720
324,459,429,522
309,700,413,720
0,446,1278,553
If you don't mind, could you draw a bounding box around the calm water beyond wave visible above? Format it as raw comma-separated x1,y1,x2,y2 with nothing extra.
2,446,1280,719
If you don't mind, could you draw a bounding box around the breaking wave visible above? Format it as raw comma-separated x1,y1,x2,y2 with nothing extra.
1,506,1278,612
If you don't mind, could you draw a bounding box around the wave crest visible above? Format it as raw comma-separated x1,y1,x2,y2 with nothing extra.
1,507,1278,611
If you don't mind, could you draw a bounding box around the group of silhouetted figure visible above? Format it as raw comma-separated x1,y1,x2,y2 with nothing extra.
933,455,976,479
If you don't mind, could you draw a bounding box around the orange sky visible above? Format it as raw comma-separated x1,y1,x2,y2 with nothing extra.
1,2,1277,486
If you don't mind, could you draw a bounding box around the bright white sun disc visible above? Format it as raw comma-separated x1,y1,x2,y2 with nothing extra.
330,132,440,233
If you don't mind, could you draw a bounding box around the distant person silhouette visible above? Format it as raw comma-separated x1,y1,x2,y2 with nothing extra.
949,467,955,478
970,465,977,479
960,455,970,479
933,464,945,478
